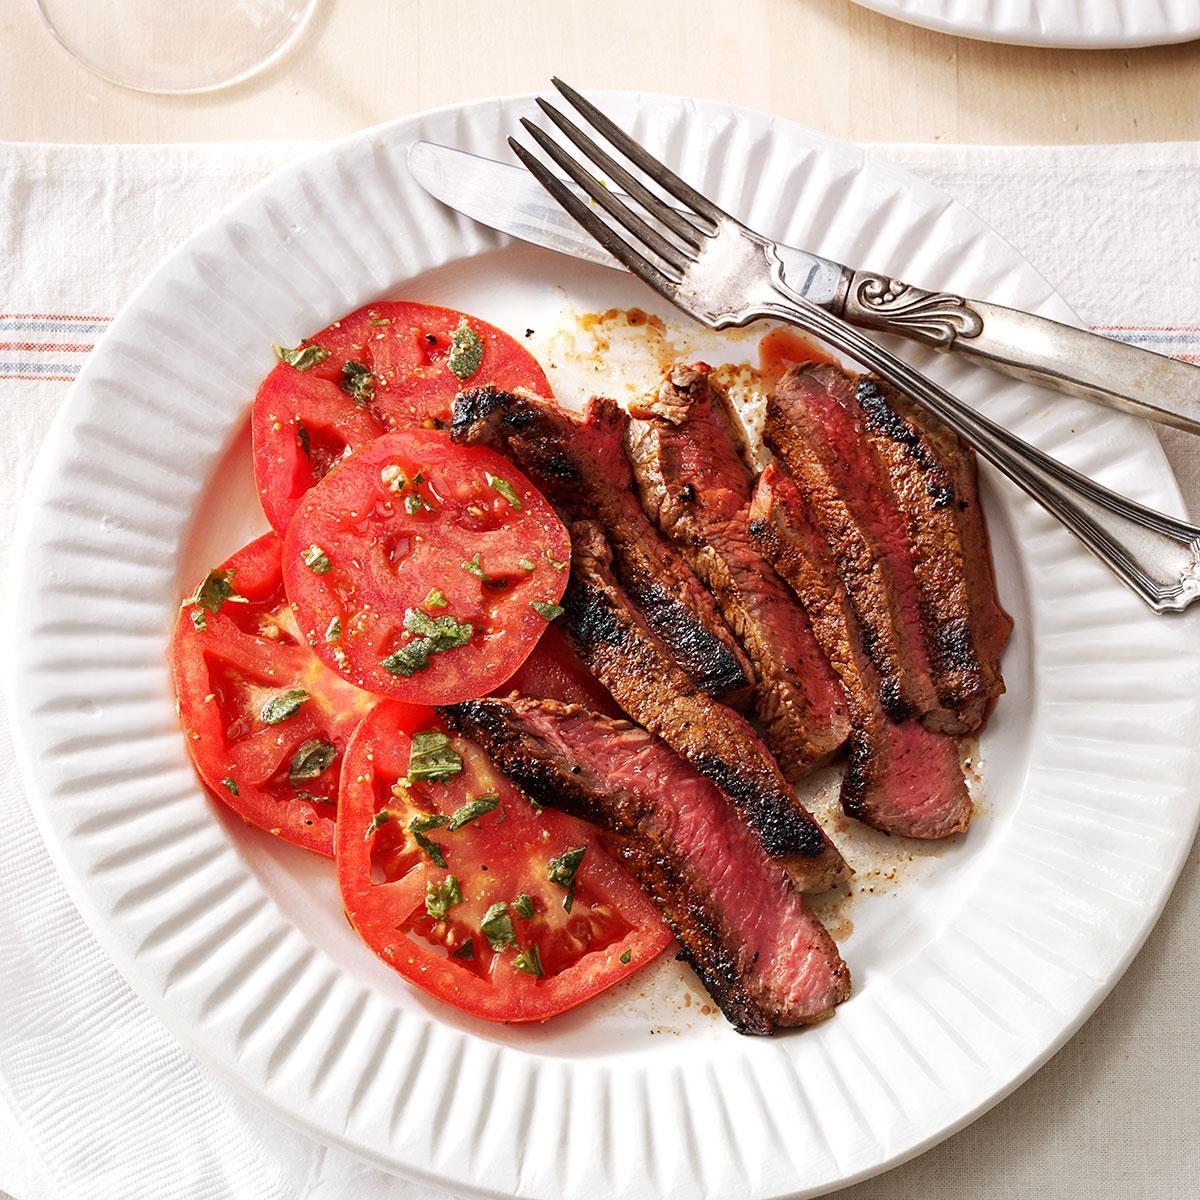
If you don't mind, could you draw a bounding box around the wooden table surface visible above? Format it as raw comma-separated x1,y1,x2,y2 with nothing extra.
2,0,1198,145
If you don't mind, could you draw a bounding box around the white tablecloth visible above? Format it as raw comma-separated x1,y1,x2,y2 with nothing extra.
1,139,1198,1200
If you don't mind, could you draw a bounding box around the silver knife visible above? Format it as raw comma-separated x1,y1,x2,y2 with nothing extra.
408,140,1200,436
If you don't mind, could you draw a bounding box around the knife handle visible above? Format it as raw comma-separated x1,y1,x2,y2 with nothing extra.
840,270,1200,436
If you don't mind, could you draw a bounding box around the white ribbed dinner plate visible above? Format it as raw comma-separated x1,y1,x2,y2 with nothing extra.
852,0,1200,47
9,92,1200,1200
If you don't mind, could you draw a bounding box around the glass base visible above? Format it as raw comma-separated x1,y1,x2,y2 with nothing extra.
34,0,318,95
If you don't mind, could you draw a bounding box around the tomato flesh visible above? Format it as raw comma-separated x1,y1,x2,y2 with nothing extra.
282,429,571,705
338,702,671,1022
493,626,625,718
252,301,552,532
171,532,377,855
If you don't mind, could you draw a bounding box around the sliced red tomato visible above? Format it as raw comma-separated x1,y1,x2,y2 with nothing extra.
338,702,671,1023
252,301,552,532
172,531,377,856
494,626,624,718
282,429,571,705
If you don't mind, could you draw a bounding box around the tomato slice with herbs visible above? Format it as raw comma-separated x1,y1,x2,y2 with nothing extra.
338,702,671,1023
493,626,624,718
282,429,572,705
172,531,377,856
252,301,552,532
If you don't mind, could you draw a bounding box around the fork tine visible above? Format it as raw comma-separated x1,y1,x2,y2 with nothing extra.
551,78,727,228
534,98,706,251
506,137,683,297
519,119,693,276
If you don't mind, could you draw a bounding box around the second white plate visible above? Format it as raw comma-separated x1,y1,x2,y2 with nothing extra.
9,91,1200,1199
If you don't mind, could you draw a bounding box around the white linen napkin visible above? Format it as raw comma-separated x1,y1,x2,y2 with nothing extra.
1,140,1198,1200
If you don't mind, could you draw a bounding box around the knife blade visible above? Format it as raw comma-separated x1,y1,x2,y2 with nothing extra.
408,140,1200,435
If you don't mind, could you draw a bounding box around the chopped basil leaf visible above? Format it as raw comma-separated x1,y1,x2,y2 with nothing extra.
480,901,516,950
369,317,391,326
301,544,331,574
340,360,375,405
297,423,311,457
546,552,567,571
447,792,499,831
411,827,448,868
461,553,489,581
619,949,632,965
364,809,390,840
447,319,484,381
486,473,522,510
548,845,586,912
407,730,462,784
273,343,330,371
324,616,342,643
190,609,208,632
451,938,475,960
512,945,543,978
221,776,239,796
423,587,448,609
425,875,462,921
409,812,450,833
513,894,534,919
530,601,564,622
380,609,473,676
404,492,432,516
518,558,536,572
183,567,245,615
288,738,337,784
260,688,309,725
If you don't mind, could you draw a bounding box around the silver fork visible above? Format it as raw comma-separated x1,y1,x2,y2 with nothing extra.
508,79,1200,615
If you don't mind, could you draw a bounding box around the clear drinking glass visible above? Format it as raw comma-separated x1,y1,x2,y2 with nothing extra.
34,0,318,94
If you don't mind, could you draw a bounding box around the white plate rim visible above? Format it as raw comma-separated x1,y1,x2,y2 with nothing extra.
7,90,1200,1199
851,0,1200,47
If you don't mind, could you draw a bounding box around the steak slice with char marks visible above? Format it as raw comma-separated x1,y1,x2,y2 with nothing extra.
626,363,850,779
452,386,754,707
861,380,1012,721
561,520,848,892
751,463,972,839
440,697,851,1032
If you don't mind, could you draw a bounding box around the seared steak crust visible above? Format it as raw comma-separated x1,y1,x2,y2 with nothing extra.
560,521,848,892
440,697,852,1031
626,364,850,778
452,386,753,706
751,464,972,839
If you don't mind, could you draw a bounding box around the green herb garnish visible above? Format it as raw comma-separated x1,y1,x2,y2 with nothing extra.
182,567,246,616
410,824,448,868
364,809,391,840
369,317,391,326
451,938,475,960
486,473,522,510
518,558,536,572
530,601,564,622
425,875,462,921
619,949,631,965
340,360,375,405
480,901,516,950
513,894,534,919
512,945,543,978
273,343,330,371
301,544,331,574
260,688,309,725
407,730,462,784
548,845,586,913
546,552,567,572
461,553,489,581
380,609,473,676
423,587,448,609
404,492,432,516
221,777,239,796
447,319,484,381
288,738,337,784
324,616,342,643
447,792,499,831
190,609,208,632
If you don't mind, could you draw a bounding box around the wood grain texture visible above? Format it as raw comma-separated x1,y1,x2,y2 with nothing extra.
0,0,1197,145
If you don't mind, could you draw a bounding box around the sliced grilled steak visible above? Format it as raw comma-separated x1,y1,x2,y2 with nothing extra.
767,363,958,732
751,463,972,839
626,364,850,778
561,520,848,892
452,386,754,706
440,696,851,1032
860,380,1012,721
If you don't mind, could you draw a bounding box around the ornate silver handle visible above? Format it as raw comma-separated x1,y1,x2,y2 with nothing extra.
840,269,1200,435
760,265,1200,614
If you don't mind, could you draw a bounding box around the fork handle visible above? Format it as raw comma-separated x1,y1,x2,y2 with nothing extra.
756,283,1200,614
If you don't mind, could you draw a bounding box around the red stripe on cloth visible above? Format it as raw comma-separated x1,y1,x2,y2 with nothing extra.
0,373,78,382
0,342,94,353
